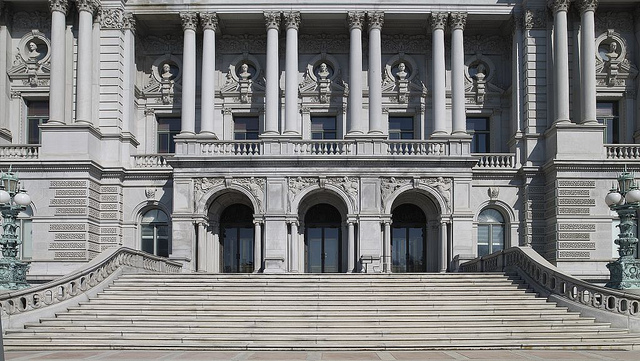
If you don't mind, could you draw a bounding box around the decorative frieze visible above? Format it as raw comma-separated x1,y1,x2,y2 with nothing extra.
98,8,124,30
558,189,590,197
465,35,507,55
557,251,590,259
557,207,590,214
557,198,595,206
595,11,634,33
218,34,267,54
558,223,596,231
55,251,86,259
381,34,427,54
139,34,183,54
524,9,547,30
557,241,596,249
50,224,85,232
49,242,85,249
12,11,51,32
558,180,595,188
558,232,590,240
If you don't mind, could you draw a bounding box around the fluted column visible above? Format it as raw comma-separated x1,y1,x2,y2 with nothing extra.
284,12,301,136
440,221,448,273
75,0,96,125
450,13,468,136
290,221,299,273
578,0,598,124
368,12,384,135
347,11,365,136
550,0,571,124
200,12,218,136
48,0,69,125
180,12,198,135
431,13,448,137
347,221,355,272
383,221,391,273
264,12,281,136
254,221,262,273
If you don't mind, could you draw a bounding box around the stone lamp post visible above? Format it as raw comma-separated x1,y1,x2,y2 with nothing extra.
604,169,640,289
0,167,31,290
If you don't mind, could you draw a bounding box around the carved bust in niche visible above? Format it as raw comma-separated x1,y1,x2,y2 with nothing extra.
605,41,619,61
27,42,41,60
396,62,408,80
317,63,330,79
161,63,174,80
472,63,487,80
239,63,251,80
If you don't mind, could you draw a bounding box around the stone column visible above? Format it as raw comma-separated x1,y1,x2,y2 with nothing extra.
511,12,524,138
263,12,281,136
284,12,300,136
368,12,384,135
74,0,96,125
431,13,448,136
49,0,70,125
347,11,365,136
440,221,448,273
122,13,136,135
180,12,198,135
383,221,391,273
290,221,299,273
254,221,262,272
200,12,218,136
578,0,598,124
450,12,468,136
550,0,571,124
347,221,355,272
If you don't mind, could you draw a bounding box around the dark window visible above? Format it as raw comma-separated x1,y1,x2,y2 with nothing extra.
477,209,505,257
157,118,180,153
389,116,414,140
467,117,490,153
141,209,170,258
311,116,337,140
234,116,259,140
597,101,620,144
26,100,49,144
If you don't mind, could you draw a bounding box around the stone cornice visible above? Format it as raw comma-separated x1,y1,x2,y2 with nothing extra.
449,12,467,31
199,12,218,31
367,11,384,31
49,0,70,15
180,12,198,31
264,11,281,30
430,12,448,31
283,11,300,30
347,11,365,30
576,0,598,14
548,0,570,13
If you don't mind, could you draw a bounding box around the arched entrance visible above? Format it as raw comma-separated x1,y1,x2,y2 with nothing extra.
220,204,254,273
391,204,426,273
305,203,342,273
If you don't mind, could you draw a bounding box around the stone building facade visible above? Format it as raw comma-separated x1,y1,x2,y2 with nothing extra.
0,0,638,281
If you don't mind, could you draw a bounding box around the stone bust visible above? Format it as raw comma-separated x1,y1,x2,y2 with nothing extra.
239,63,251,80
396,62,407,80
27,42,40,60
161,63,173,80
318,63,330,80
605,41,619,61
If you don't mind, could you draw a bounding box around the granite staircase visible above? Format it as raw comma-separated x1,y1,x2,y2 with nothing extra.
4,273,640,350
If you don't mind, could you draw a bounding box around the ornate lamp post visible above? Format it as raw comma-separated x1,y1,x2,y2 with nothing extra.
604,169,640,289
0,167,31,290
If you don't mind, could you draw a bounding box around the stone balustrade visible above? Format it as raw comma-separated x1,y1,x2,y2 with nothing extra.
474,153,516,168
605,144,640,159
0,145,40,159
460,246,640,331
132,154,172,168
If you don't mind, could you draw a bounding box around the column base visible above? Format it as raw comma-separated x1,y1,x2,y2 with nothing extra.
344,131,366,138
429,131,449,138
196,131,218,140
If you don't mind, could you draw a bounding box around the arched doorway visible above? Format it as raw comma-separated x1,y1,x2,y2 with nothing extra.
391,204,426,273
220,204,254,273
305,203,342,273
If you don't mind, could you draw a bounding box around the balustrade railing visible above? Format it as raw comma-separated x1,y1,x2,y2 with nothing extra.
132,154,172,168
0,247,181,319
606,144,640,160
386,141,448,156
292,141,353,155
460,246,640,330
201,141,261,156
474,153,516,168
0,145,40,159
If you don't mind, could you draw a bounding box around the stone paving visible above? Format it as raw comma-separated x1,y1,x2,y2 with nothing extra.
4,350,640,361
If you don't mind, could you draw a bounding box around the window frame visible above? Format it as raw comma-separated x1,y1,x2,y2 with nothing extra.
388,116,415,140
597,101,620,144
477,208,506,257
233,116,260,140
156,117,181,154
140,209,171,258
467,117,491,153
25,99,49,145
310,116,337,140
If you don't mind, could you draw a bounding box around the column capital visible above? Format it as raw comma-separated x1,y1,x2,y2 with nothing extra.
283,11,300,30
49,0,70,15
264,11,281,30
548,0,570,13
367,11,384,31
199,12,218,31
123,12,136,32
76,0,98,14
430,12,448,31
449,12,467,31
576,0,598,14
347,11,365,30
180,12,198,32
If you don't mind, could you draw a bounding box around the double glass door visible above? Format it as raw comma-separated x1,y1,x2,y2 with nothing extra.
222,227,254,273
306,227,340,273
392,227,425,273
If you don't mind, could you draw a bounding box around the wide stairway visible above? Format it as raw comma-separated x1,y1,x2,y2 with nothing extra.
4,273,640,350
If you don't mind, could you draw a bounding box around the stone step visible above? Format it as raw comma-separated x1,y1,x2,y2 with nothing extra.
86,297,545,305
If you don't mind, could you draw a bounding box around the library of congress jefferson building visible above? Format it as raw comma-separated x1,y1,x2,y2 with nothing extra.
0,0,638,282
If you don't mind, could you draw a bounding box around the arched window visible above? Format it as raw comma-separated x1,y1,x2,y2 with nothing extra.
477,208,505,257
17,207,33,260
141,209,170,257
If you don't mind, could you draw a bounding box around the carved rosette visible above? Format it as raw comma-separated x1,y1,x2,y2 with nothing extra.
123,12,136,31
576,0,598,14
76,0,98,14
347,11,365,30
99,8,124,30
367,11,384,31
284,11,300,30
430,12,448,31
548,0,570,13
449,12,467,31
524,9,547,30
49,0,70,14
180,12,198,32
264,11,281,31
200,12,218,31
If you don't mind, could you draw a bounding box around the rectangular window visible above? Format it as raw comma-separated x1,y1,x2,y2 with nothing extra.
234,116,259,140
467,117,490,153
26,100,49,144
597,101,619,144
389,116,414,140
157,118,181,153
311,116,337,140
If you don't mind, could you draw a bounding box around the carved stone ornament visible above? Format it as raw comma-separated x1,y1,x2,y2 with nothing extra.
145,188,157,200
235,177,266,213
194,177,224,196
348,11,365,30
380,177,411,209
465,34,508,55
299,34,349,54
548,0,570,13
430,12,448,31
218,34,267,54
8,30,52,84
423,177,452,208
12,11,51,32
76,0,98,14
49,0,70,14
595,12,634,34
284,11,300,30
123,12,136,31
367,11,384,30
99,8,124,30
576,0,598,14
524,9,547,30
139,34,183,54
264,11,281,30
288,177,317,212
449,12,467,31
180,12,198,32
327,177,359,211
381,34,428,54
200,12,218,31
488,187,500,200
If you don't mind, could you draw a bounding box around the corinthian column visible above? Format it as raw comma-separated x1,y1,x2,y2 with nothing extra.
264,12,281,136
347,11,365,136
450,13,468,136
48,0,70,125
368,11,384,135
180,12,198,135
75,0,96,125
123,13,136,135
284,11,301,136
577,0,598,124
550,0,571,124
431,13,448,137
200,12,218,136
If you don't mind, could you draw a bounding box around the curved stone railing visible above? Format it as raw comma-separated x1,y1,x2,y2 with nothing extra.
460,246,640,331
132,154,172,168
606,144,640,159
0,145,40,159
0,247,181,328
474,153,516,168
